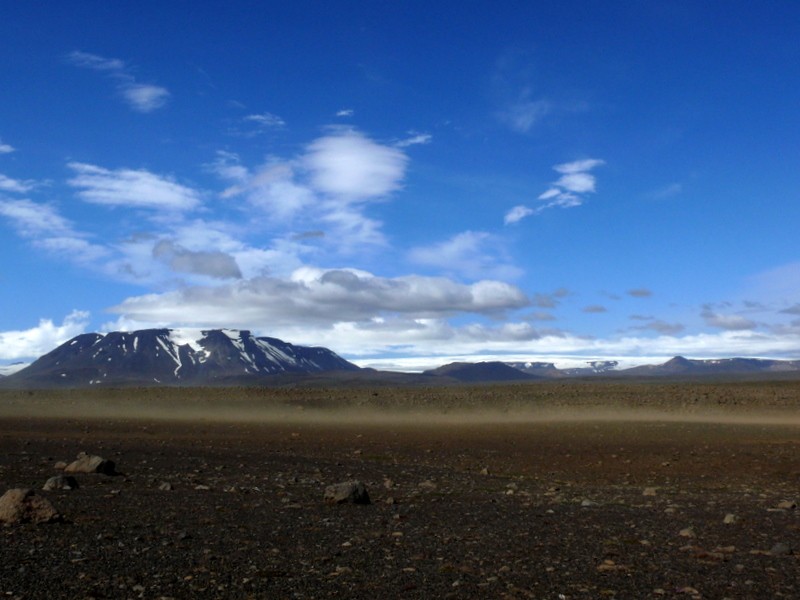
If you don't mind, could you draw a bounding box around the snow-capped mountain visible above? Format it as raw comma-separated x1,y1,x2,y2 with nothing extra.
4,329,359,386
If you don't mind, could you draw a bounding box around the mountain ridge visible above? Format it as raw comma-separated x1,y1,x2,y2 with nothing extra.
2,328,359,388
2,328,800,389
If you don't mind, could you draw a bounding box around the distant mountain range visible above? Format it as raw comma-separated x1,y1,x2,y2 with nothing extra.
422,356,800,383
2,329,800,388
1,329,358,387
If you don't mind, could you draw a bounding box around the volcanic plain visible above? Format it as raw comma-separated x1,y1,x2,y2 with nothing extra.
2,381,800,598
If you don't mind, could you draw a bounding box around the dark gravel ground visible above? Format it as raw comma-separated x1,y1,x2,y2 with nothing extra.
1,401,800,598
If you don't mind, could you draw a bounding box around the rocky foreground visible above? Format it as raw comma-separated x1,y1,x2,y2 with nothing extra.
1,384,800,598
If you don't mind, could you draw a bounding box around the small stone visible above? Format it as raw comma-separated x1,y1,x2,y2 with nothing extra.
776,500,797,510
723,513,738,524
159,482,174,491
679,527,696,538
769,543,792,556
581,499,597,507
53,461,68,470
42,475,79,491
643,487,657,496
479,467,490,476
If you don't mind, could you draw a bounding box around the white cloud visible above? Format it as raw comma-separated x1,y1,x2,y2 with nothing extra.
648,182,683,200
121,83,170,113
408,231,522,280
66,50,125,71
395,132,432,148
336,109,354,117
303,129,408,201
67,50,170,113
321,207,386,248
0,310,90,360
508,158,604,224
210,130,409,247
0,198,108,264
0,198,73,236
553,159,605,174
701,309,757,331
244,112,285,128
0,140,14,154
153,240,242,279
68,162,201,211
0,174,35,193
554,172,597,194
209,150,250,183
504,205,534,225
500,98,551,133
234,161,315,222
109,267,530,331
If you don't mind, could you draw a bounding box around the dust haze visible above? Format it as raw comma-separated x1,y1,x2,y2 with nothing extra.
3,380,800,427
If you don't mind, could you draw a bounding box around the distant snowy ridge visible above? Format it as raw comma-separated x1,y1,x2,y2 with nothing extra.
4,328,359,386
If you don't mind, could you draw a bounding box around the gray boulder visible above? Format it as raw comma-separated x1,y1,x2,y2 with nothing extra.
64,452,117,475
324,481,371,505
0,488,60,524
42,475,79,491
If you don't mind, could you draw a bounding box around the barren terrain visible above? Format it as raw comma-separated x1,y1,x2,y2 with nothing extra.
1,381,800,598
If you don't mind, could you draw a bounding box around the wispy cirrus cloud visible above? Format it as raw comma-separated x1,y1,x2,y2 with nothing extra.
0,198,107,263
505,158,604,224
0,174,35,193
499,96,551,133
648,182,683,200
228,112,287,137
395,132,432,148
66,50,170,113
67,162,201,211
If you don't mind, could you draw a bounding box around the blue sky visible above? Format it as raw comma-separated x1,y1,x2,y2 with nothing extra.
2,1,800,370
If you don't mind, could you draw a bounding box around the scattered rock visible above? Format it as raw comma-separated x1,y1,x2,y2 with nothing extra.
723,513,738,524
53,461,68,470
324,481,371,504
64,452,117,476
679,527,696,538
596,560,628,572
158,482,174,491
776,500,797,510
643,487,658,496
769,543,792,556
0,488,61,524
42,475,79,491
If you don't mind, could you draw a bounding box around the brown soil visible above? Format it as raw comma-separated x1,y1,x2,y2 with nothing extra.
1,382,800,598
